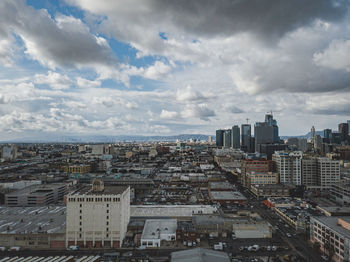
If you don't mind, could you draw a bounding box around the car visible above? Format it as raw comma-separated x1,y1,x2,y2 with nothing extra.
286,233,292,238
239,246,245,251
321,255,329,261
266,246,271,251
66,245,79,251
272,246,277,251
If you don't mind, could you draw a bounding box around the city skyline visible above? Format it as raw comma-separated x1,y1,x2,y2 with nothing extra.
1,0,350,140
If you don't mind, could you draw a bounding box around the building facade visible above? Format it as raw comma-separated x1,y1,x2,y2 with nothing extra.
272,151,302,186
66,180,130,248
310,216,350,262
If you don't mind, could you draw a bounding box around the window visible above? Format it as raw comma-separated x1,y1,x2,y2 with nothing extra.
106,228,109,231
106,210,109,213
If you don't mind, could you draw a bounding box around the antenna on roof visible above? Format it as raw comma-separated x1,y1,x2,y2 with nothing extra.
246,118,249,124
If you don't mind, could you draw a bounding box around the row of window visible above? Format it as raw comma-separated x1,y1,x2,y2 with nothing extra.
68,197,120,202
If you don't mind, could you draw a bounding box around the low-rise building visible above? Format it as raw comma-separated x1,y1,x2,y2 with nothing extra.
209,191,247,205
331,180,350,206
140,219,177,248
5,183,66,207
310,216,350,262
171,248,230,262
246,171,278,188
250,184,291,198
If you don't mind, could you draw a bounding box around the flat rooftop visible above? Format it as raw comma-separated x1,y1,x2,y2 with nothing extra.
141,219,177,240
171,248,230,262
130,205,217,217
210,191,247,200
69,185,128,196
312,216,350,238
0,206,66,234
209,182,234,190
6,183,65,197
317,206,350,215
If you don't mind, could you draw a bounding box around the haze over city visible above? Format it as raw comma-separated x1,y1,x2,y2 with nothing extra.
0,0,350,141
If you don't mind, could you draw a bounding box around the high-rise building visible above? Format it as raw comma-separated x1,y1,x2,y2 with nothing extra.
338,123,349,142
331,132,342,144
231,125,240,149
348,120,350,135
272,151,303,186
254,113,279,152
314,135,322,151
317,158,340,190
241,124,252,152
323,129,332,142
298,138,308,152
311,126,315,139
208,136,213,143
302,157,318,188
216,130,224,147
223,130,232,148
66,180,130,248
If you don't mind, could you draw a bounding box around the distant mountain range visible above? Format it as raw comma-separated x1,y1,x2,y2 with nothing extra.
280,131,323,140
1,134,212,143
1,130,324,143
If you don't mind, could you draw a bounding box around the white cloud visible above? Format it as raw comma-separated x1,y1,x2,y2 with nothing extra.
34,71,73,90
76,77,101,88
313,39,350,72
181,104,215,121
160,109,179,119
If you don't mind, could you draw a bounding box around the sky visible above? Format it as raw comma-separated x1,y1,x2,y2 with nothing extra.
0,0,350,140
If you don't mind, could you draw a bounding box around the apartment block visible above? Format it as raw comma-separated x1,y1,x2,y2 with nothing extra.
272,151,302,186
318,157,340,190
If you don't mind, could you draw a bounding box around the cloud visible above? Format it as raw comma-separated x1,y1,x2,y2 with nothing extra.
0,0,116,69
227,105,244,114
160,109,179,119
181,104,215,121
67,0,349,42
176,85,207,102
313,39,350,71
34,71,73,90
142,61,172,80
76,77,101,88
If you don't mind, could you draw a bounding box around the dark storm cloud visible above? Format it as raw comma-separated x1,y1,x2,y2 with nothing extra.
152,0,349,41
0,0,116,68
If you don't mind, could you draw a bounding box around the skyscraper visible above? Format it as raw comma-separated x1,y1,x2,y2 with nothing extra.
223,129,232,148
323,129,332,143
241,124,251,152
338,123,349,142
231,125,240,149
216,129,224,147
254,113,279,152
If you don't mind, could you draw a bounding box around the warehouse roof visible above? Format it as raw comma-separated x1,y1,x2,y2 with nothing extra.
0,206,66,234
171,248,230,262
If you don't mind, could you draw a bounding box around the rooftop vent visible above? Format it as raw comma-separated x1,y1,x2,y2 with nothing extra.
92,179,104,192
